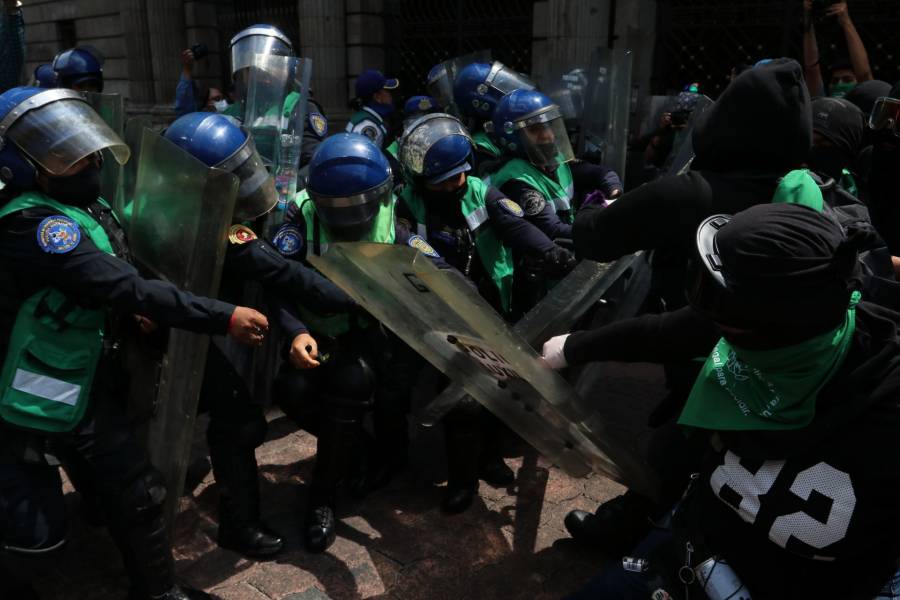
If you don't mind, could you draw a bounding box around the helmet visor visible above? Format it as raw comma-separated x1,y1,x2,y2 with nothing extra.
869,97,900,137
427,65,454,109
218,134,277,221
231,33,293,76
399,113,471,177
486,62,535,96
3,90,130,175
310,178,392,237
513,108,574,168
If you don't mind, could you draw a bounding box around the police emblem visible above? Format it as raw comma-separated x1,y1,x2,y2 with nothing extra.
309,112,328,137
407,234,440,258
418,97,432,111
36,215,81,254
228,224,257,245
521,189,547,216
273,224,302,256
499,198,525,217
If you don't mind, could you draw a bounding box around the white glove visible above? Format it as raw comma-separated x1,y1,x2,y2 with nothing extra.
541,334,570,369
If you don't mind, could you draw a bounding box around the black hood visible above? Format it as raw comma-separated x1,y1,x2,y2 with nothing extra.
692,58,812,173
844,79,892,116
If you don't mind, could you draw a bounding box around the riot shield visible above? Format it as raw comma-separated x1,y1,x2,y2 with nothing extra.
271,56,312,237
538,60,590,140
242,54,299,167
83,92,126,213
580,48,634,182
117,116,153,224
663,94,713,176
429,50,492,114
309,245,659,497
128,129,239,519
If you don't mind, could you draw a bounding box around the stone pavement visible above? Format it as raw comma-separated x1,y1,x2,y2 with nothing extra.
37,362,666,600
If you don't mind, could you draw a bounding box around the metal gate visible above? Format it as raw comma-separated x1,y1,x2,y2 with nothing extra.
385,0,535,96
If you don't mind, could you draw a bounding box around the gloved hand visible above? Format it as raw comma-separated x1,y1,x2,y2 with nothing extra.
542,245,577,278
541,334,570,369
582,189,609,209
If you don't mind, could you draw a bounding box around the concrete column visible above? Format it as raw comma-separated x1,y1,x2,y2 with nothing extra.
120,0,155,105
345,0,386,103
145,0,187,106
532,0,609,81
299,0,348,122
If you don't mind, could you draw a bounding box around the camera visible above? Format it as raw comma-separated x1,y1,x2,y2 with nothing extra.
191,43,209,61
671,110,691,128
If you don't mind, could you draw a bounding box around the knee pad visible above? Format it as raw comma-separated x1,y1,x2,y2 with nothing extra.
118,467,167,524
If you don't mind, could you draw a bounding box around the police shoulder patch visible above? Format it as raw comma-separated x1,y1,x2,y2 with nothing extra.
499,198,525,217
228,224,257,245
407,234,440,258
37,215,81,254
520,189,547,216
273,224,303,256
309,112,328,137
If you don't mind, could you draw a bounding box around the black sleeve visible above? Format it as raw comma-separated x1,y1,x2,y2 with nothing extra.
485,186,559,255
570,160,623,197
573,172,712,262
564,306,718,365
267,291,308,339
0,210,234,335
225,239,357,313
495,182,571,247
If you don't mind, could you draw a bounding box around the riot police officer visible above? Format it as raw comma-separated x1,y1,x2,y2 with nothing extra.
52,46,104,92
163,112,357,558
0,87,267,599
345,69,399,149
385,95,440,161
31,64,56,89
226,24,328,167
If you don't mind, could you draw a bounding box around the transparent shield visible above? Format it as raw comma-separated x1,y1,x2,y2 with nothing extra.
309,244,659,496
540,62,590,124
242,54,299,167
128,128,239,520
664,95,714,176
117,116,153,224
84,92,126,213
581,48,634,183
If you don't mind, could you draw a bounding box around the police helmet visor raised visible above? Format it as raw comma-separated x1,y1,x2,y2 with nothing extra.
0,89,129,175
399,113,472,177
230,28,293,75
511,106,574,168
427,64,454,109
217,133,278,221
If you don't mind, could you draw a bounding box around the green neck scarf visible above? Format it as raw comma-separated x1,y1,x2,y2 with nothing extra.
679,291,861,431
772,169,823,211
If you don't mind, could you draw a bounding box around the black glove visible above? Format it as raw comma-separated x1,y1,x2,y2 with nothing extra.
542,245,577,278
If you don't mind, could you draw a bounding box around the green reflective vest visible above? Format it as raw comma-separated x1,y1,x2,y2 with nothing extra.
473,131,501,158
489,158,575,223
0,192,115,432
221,91,300,120
291,189,396,337
399,177,514,314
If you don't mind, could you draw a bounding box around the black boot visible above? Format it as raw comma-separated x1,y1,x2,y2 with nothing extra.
442,406,483,514
217,497,284,558
563,491,657,554
349,399,410,498
304,408,363,553
478,416,514,487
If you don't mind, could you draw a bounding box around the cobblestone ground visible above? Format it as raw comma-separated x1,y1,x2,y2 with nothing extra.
36,363,666,600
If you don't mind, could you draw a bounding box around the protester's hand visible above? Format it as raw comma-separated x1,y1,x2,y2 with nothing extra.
181,49,195,70
541,334,570,369
659,112,673,129
133,314,158,335
289,332,321,369
826,2,851,26
227,307,269,346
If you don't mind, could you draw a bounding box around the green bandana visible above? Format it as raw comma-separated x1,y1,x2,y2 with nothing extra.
829,81,856,99
678,291,861,431
772,169,823,212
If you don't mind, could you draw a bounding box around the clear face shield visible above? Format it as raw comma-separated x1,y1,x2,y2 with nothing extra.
399,113,472,177
217,132,277,221
485,62,535,98
310,178,393,241
0,89,130,176
427,64,454,109
230,29,293,77
869,97,900,139
511,106,575,168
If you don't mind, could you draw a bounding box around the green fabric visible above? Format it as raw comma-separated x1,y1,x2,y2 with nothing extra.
0,192,113,432
386,140,399,160
399,177,514,313
679,291,862,431
223,101,243,118
771,169,824,212
473,131,501,158
841,168,858,198
830,81,856,99
291,189,395,337
221,92,299,120
489,158,575,223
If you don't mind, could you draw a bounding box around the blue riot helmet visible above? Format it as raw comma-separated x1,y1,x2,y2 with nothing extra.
401,95,439,132
33,64,57,88
306,133,393,240
229,24,293,77
426,63,453,109
488,89,575,169
0,87,129,189
164,112,277,222
453,61,535,120
52,46,104,92
398,113,473,184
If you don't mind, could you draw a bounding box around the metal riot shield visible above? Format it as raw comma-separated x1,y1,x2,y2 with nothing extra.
271,56,312,237
83,92,126,213
428,50,492,114
127,129,239,518
580,48,634,182
242,54,299,167
663,94,713,176
309,245,659,497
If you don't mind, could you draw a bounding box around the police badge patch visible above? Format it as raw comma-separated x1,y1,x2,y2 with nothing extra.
407,234,440,258
228,224,257,245
309,112,328,137
273,224,303,256
499,198,525,217
36,215,81,254
520,189,547,216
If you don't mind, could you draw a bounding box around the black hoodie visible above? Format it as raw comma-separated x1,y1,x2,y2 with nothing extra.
573,59,812,305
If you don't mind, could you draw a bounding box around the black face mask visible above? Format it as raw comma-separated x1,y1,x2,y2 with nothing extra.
422,182,468,221
44,164,102,207
808,146,849,181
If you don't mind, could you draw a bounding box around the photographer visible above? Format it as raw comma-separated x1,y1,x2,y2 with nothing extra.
175,44,227,116
802,1,873,98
